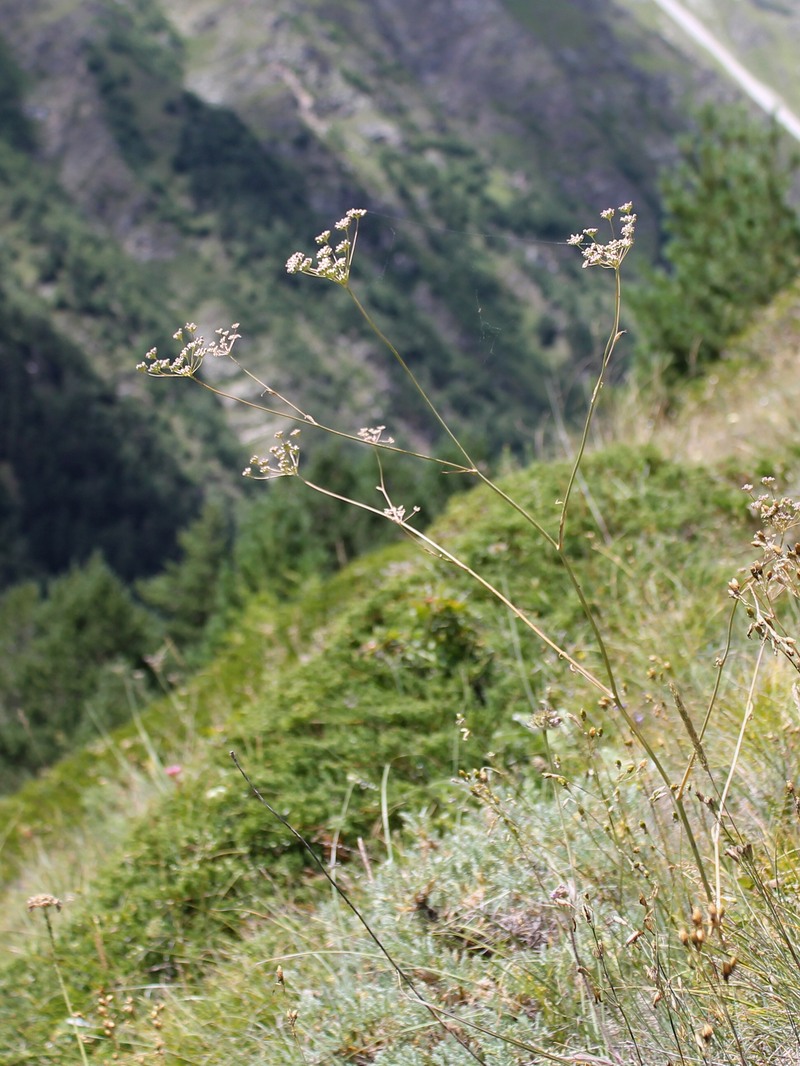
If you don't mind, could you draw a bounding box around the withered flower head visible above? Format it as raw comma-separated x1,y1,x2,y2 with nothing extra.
27,894,62,912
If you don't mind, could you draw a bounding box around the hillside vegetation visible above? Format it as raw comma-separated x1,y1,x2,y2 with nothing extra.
4,191,800,1059
616,0,800,119
4,2,800,1062
0,0,729,592
2,0,767,795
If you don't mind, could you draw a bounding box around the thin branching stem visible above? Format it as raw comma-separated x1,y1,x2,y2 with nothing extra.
346,284,558,546
233,752,621,1065
324,254,712,895
346,268,712,896
235,753,620,1066
676,599,739,802
302,479,614,697
190,377,472,472
346,286,478,471
347,266,625,706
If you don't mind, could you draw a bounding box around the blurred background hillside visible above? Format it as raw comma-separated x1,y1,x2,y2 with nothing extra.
1,0,799,786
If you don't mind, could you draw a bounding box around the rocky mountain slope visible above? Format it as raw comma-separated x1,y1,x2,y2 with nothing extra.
0,0,779,587
1,0,720,417
619,0,800,123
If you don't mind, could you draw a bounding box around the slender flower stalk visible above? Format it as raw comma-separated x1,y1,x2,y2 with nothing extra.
139,201,713,898
27,895,90,1066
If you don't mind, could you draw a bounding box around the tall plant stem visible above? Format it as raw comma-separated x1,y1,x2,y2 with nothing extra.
303,479,612,698
346,288,477,470
230,752,485,1065
676,600,738,802
559,267,622,552
344,272,711,897
232,750,616,1066
713,641,765,910
42,911,90,1066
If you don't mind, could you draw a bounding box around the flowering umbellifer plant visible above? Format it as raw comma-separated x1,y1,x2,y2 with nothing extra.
139,200,800,1062
566,201,636,270
285,208,367,285
139,206,732,897
136,207,648,712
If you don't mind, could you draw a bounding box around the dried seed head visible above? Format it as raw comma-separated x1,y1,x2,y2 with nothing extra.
27,894,62,912
698,1023,714,1045
690,927,705,949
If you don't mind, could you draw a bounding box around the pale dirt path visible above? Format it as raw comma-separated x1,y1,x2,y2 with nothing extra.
650,0,800,142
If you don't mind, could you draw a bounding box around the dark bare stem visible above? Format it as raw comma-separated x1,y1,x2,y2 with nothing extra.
231,750,616,1066
230,751,488,1065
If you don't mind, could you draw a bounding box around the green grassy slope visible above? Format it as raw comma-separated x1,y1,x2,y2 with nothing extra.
5,263,800,1058
0,424,786,1061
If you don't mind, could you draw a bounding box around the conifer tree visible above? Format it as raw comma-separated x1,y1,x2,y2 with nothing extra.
633,106,800,375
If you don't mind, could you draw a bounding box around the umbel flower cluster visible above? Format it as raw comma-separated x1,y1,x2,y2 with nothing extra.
243,429,302,480
137,323,241,378
285,208,367,285
567,202,636,269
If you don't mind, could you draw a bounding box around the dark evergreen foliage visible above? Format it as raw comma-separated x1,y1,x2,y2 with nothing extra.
0,34,35,152
0,292,200,585
0,555,155,789
632,107,800,375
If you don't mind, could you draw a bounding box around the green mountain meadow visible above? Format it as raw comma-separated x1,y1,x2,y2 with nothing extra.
4,0,800,1062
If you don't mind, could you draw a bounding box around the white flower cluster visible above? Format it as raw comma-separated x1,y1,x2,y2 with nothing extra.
137,323,241,377
243,429,302,480
285,208,367,285
567,203,636,270
357,425,395,445
383,502,420,524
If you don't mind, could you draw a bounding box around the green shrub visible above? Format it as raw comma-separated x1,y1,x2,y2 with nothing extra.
0,555,155,787
633,106,800,375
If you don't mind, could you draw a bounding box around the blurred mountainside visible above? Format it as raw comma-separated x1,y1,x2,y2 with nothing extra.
617,0,800,121
0,0,779,587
